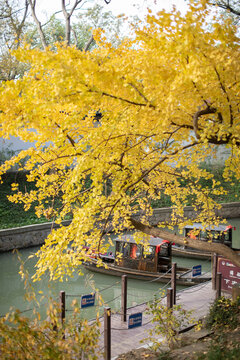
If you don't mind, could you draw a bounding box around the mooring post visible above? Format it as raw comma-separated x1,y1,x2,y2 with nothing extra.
171,262,177,305
167,288,173,309
104,307,111,360
232,284,240,301
60,291,66,324
212,253,218,290
121,275,127,322
216,272,222,299
60,291,66,339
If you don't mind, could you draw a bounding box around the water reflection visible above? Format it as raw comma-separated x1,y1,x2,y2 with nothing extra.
0,246,211,320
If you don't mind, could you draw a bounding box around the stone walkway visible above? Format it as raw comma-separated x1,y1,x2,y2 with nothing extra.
96,281,216,359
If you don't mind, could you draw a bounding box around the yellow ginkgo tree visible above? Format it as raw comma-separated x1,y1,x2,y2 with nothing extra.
0,0,240,279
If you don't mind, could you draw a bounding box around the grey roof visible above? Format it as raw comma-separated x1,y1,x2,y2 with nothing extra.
185,223,229,232
115,234,168,247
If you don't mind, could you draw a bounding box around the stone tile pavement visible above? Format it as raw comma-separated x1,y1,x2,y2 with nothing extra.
96,281,216,359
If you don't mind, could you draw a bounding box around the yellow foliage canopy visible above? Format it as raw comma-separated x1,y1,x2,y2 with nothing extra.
0,1,240,278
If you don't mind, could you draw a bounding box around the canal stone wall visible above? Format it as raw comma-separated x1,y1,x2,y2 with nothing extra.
0,202,240,252
146,202,240,226
0,220,71,252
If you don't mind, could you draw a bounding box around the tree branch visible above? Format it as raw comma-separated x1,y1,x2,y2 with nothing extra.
193,105,217,140
95,89,156,108
55,122,76,147
129,217,240,267
213,66,234,126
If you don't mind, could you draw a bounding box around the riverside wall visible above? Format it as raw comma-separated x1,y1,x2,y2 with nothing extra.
146,202,240,226
0,202,240,252
0,220,71,252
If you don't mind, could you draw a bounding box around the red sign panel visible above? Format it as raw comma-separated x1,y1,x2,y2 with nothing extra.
218,258,240,293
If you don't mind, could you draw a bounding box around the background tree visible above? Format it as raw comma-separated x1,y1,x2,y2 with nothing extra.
72,3,124,50
209,0,240,20
0,0,118,82
0,0,28,81
26,0,113,49
26,4,124,51
0,0,240,280
189,0,240,23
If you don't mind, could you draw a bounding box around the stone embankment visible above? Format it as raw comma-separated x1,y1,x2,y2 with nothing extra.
144,202,240,226
0,202,240,252
0,220,71,252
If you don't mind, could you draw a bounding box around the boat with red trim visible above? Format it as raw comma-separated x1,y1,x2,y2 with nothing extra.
84,234,211,286
172,223,235,260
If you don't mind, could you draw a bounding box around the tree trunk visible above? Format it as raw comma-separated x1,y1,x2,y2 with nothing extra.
27,0,48,49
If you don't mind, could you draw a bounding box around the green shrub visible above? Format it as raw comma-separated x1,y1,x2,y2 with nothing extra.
206,296,240,330
144,293,197,350
0,303,100,360
197,339,240,360
0,253,100,359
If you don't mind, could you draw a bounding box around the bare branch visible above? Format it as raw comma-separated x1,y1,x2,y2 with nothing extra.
27,0,48,49
84,34,94,52
71,26,78,46
62,0,84,45
3,0,29,46
209,1,240,17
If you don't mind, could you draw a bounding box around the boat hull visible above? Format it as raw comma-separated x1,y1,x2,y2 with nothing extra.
84,260,211,286
172,247,212,260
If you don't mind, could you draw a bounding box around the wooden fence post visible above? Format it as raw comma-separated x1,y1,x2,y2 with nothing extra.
104,307,111,360
167,288,173,309
171,262,177,305
121,275,127,322
216,272,222,299
212,254,218,290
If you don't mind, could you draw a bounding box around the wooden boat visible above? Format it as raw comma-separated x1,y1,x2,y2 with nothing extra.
172,246,212,260
172,223,235,260
84,235,211,286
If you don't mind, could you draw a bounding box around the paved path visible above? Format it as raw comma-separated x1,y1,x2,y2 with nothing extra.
96,281,216,359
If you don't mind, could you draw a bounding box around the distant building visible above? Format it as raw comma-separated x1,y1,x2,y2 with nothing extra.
0,136,35,165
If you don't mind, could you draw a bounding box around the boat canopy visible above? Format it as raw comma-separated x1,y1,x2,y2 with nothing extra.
115,235,171,247
184,222,233,247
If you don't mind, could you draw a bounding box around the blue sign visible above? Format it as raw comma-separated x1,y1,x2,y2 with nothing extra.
192,265,202,277
81,293,95,308
128,312,142,329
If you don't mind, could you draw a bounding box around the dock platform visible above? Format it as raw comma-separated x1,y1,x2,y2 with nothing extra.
96,281,216,359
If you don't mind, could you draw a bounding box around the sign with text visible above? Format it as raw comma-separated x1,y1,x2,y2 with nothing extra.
218,258,240,293
81,293,95,308
192,264,202,277
128,312,142,329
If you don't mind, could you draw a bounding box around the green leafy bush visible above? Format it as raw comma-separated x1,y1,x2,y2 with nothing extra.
197,341,240,360
0,253,101,359
206,296,240,330
144,292,198,350
0,303,100,360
